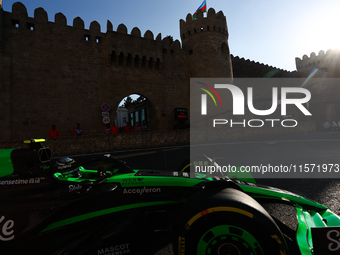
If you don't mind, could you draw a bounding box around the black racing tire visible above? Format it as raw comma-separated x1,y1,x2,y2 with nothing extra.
174,188,289,255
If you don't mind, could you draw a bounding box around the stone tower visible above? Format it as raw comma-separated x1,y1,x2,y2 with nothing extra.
180,8,233,78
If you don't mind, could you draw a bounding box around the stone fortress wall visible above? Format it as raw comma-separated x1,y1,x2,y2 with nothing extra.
1,2,338,147
295,49,340,128
296,49,340,78
232,55,297,78
0,2,192,141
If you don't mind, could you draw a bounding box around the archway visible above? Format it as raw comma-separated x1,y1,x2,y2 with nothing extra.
116,93,159,132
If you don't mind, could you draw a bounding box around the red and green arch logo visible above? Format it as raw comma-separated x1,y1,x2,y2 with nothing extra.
197,82,223,106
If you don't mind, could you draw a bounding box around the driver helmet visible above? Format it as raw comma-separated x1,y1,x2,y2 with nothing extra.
54,157,81,178
62,167,82,178
55,157,75,170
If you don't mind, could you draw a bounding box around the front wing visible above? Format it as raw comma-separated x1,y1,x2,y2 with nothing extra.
237,181,340,255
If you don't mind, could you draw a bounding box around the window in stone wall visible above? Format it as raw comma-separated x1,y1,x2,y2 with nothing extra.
119,52,124,67
96,36,101,43
156,58,161,72
84,34,90,41
26,23,34,31
134,55,140,69
148,57,154,70
127,54,132,68
11,19,19,28
111,51,116,65
142,56,147,69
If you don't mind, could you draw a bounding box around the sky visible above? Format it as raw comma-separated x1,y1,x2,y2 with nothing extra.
2,0,340,72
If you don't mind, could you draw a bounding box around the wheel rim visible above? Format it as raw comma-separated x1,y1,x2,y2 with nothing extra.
197,225,264,255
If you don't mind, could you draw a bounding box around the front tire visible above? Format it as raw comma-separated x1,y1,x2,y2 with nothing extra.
175,188,289,255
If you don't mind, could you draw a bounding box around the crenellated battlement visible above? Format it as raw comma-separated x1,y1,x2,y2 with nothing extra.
231,55,295,78
7,2,167,41
180,8,228,41
295,49,340,72
232,55,291,72
3,2,187,73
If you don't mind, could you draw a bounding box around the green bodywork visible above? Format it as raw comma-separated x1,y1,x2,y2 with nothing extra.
295,206,340,255
42,200,179,233
0,149,15,177
53,167,204,187
52,167,340,255
2,149,340,254
46,168,206,233
240,184,340,254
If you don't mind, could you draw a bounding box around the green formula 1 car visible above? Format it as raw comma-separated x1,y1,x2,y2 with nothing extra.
0,139,340,255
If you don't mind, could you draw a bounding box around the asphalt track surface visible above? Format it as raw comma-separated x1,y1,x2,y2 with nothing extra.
109,131,340,255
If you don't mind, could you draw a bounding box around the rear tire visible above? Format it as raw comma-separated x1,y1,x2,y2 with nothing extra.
174,188,289,255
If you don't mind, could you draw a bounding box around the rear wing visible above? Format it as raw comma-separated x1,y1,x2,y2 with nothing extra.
21,139,52,163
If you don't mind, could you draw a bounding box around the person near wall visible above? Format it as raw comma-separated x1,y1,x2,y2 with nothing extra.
111,123,119,134
103,123,111,134
141,120,148,132
134,122,142,132
124,123,133,133
73,123,83,136
48,124,61,138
